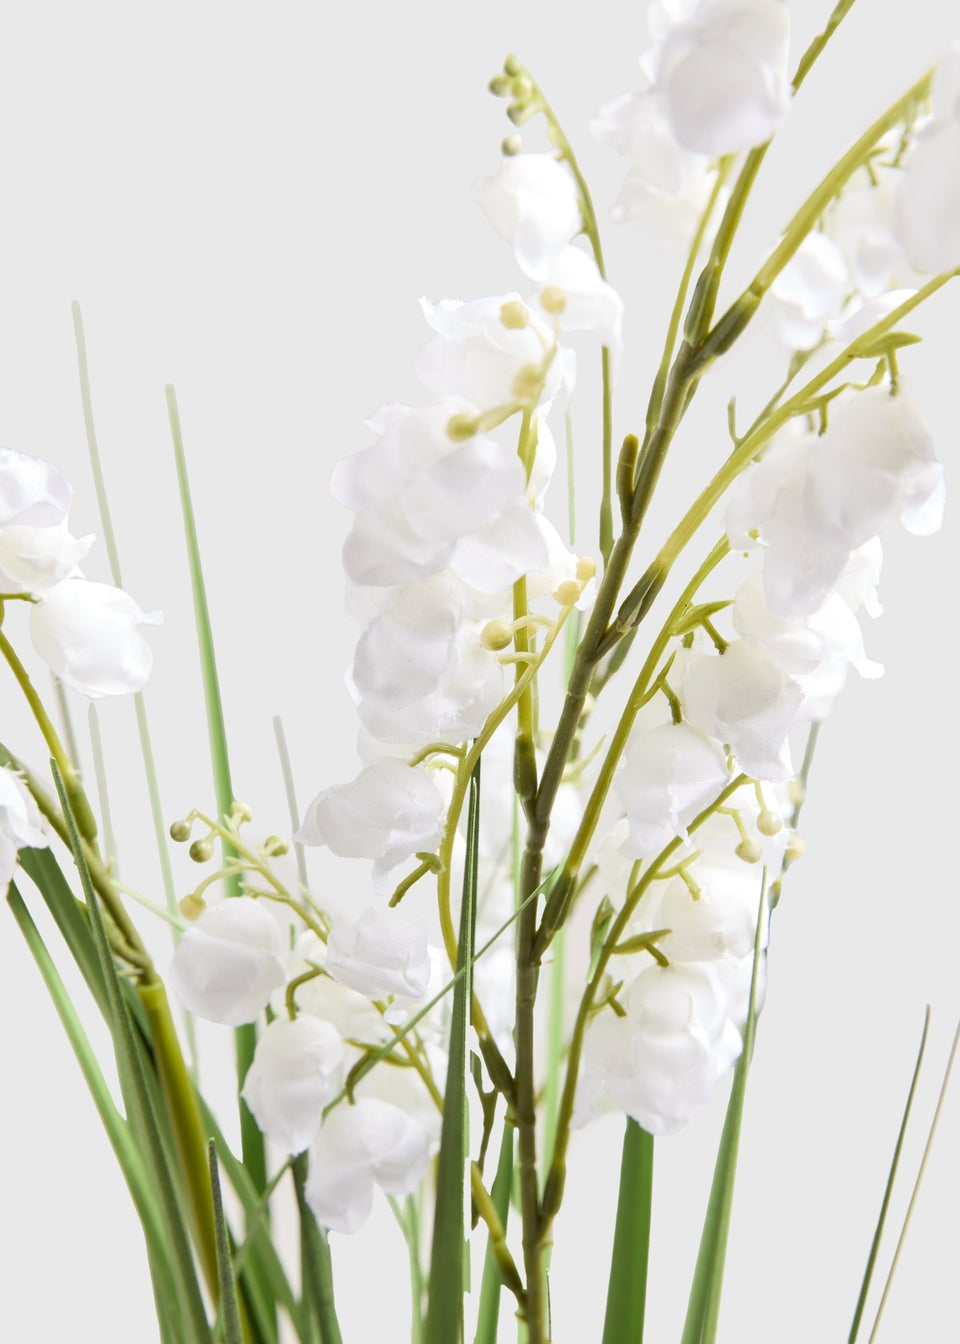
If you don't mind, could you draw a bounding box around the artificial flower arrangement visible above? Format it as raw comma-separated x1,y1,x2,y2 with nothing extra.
2,1,958,1340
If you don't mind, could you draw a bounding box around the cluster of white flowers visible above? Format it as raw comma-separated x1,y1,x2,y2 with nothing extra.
0,447,159,697
593,0,792,230
161,12,957,1234
578,379,944,1133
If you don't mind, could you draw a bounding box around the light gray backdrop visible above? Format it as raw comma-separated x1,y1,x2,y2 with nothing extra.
1,2,957,1340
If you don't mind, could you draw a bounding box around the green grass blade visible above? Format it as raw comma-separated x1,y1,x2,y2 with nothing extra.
166,383,266,1195
680,875,767,1344
848,1008,930,1341
425,760,481,1344
867,1015,960,1342
474,1121,515,1344
51,762,212,1344
210,1141,245,1344
602,1120,654,1344
293,1153,344,1344
6,882,170,1265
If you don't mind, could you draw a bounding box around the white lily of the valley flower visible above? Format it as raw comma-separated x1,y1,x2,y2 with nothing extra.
536,246,624,357
241,1016,344,1154
591,88,715,233
305,1097,432,1234
653,0,792,156
0,766,47,895
470,153,582,280
733,573,882,681
415,296,565,411
681,640,803,781
0,448,72,527
296,760,444,890
641,860,768,965
169,898,287,1026
326,908,431,1008
770,231,848,350
29,578,161,698
0,520,93,593
618,721,730,856
577,961,742,1135
895,48,960,274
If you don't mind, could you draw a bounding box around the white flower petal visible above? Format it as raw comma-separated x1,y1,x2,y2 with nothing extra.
169,898,287,1026
29,578,160,698
241,1016,344,1154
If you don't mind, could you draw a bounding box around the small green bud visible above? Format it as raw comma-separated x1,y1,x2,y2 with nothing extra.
576,556,597,583
189,837,214,863
488,74,512,97
263,835,290,856
501,134,523,156
735,838,763,865
481,619,514,652
169,819,191,843
512,74,533,101
785,834,806,863
539,285,567,316
231,800,253,823
179,893,206,921
554,579,581,608
503,54,521,77
446,412,480,441
757,810,782,837
500,299,529,330
512,363,543,400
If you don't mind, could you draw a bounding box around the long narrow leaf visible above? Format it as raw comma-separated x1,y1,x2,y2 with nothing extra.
51,763,211,1344
680,875,767,1344
166,383,266,1195
210,1141,245,1344
425,760,481,1344
474,1121,515,1344
6,882,172,1292
293,1153,344,1344
848,1008,930,1341
602,1120,654,1344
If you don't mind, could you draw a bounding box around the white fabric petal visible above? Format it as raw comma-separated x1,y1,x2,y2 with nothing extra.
241,1016,344,1154
296,760,444,871
0,521,93,593
470,154,582,280
0,448,72,527
29,578,160,698
169,898,287,1026
326,908,431,1003
618,722,730,856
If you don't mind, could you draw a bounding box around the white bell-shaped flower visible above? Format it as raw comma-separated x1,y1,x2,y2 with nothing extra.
535,246,624,356
681,640,803,781
415,296,564,411
470,153,582,280
654,0,792,156
826,167,912,299
0,520,93,593
578,961,742,1135
770,231,848,350
241,1015,345,1154
29,578,161,698
618,721,730,856
895,48,960,274
0,765,47,894
326,907,431,1006
169,898,287,1026
642,861,768,965
296,760,444,888
591,88,715,233
305,1097,432,1234
732,574,882,681
0,448,72,528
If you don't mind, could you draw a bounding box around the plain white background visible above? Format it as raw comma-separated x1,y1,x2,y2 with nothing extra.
1,2,958,1339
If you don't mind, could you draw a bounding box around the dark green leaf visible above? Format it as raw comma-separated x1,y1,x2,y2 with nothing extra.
602,1120,654,1344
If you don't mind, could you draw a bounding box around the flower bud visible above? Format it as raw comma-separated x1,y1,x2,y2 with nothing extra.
488,74,512,97
169,819,192,843
499,300,529,330
501,134,523,156
446,412,480,442
503,54,521,77
481,619,514,651
512,363,543,400
757,810,782,837
735,838,763,865
179,893,206,921
576,556,597,582
189,837,214,863
263,835,290,856
540,285,567,316
231,801,253,823
554,579,581,607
